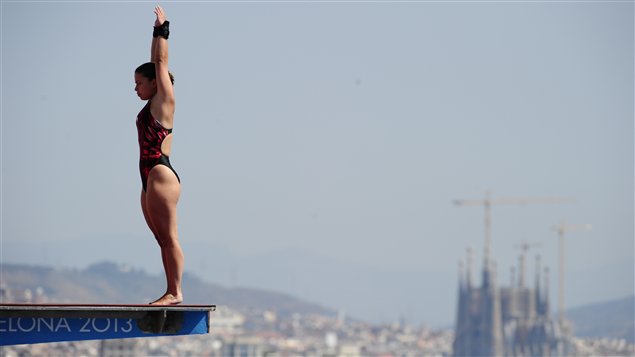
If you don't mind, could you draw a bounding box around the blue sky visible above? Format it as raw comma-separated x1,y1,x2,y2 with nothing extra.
1,1,633,325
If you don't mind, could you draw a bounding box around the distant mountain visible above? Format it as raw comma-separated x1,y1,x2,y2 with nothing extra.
4,259,634,342
8,238,633,328
0,262,336,319
567,295,634,343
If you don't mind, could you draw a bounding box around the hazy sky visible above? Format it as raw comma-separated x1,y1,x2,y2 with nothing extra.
1,1,633,325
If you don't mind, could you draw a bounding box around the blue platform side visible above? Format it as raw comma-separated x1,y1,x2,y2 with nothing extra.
0,304,215,346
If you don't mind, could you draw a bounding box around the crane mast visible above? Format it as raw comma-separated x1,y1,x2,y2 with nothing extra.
553,221,591,322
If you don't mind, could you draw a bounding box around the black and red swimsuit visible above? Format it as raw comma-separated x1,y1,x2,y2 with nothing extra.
136,102,180,191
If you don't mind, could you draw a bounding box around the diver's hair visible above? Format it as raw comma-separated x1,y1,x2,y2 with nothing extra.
135,62,175,85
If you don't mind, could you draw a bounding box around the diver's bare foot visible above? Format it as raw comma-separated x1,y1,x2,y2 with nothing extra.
149,293,183,305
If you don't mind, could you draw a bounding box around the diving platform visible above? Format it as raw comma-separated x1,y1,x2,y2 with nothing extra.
0,304,216,346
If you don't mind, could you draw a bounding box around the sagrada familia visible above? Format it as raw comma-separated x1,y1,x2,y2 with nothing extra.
452,247,574,356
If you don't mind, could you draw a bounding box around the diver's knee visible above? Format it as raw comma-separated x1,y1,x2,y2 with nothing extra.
154,235,165,247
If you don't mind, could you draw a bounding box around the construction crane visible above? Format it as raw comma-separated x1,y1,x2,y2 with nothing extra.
553,221,591,322
454,191,574,271
514,241,542,288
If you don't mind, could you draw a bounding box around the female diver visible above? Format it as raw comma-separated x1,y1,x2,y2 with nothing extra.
134,5,183,305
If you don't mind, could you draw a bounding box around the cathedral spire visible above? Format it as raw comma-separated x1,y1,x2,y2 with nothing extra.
535,255,543,315
466,247,473,288
543,266,550,315
458,260,465,290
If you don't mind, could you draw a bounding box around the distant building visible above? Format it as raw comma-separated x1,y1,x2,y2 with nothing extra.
0,284,10,302
220,336,275,357
99,338,139,357
453,250,572,356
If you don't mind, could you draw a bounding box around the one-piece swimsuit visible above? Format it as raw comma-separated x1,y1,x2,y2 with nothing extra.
136,102,180,191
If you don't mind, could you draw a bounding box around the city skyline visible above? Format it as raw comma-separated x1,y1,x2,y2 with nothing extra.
1,262,633,356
